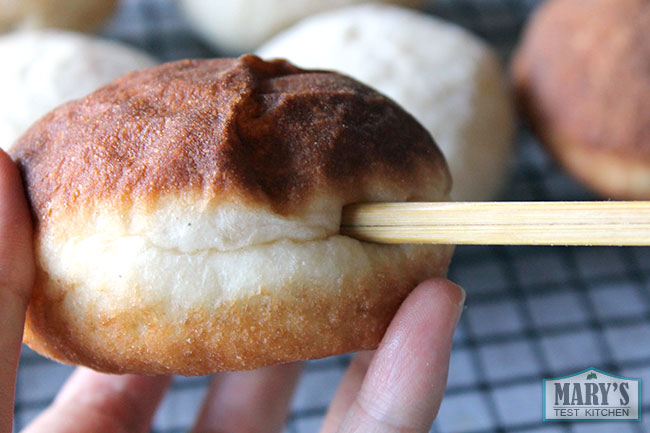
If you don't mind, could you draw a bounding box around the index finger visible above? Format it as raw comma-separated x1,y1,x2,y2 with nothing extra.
334,278,465,433
0,150,35,433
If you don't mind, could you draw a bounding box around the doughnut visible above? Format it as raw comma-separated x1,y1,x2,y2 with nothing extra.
512,0,650,199
13,56,454,375
0,0,117,33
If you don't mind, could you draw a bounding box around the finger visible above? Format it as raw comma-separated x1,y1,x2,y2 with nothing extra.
192,362,302,433
335,278,465,433
324,279,466,433
0,150,35,433
22,368,171,433
320,351,373,433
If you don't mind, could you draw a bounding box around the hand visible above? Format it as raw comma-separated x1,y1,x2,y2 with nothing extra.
0,148,465,433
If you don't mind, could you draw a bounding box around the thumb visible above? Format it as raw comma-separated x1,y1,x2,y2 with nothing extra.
0,149,35,433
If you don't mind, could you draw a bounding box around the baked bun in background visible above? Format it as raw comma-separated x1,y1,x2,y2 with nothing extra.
13,55,454,375
0,30,157,151
0,0,117,33
512,0,650,199
178,0,423,54
258,4,515,201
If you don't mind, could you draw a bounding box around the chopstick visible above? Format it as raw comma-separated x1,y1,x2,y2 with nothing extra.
340,201,650,246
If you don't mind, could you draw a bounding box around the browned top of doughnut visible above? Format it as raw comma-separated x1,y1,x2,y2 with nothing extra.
11,55,449,218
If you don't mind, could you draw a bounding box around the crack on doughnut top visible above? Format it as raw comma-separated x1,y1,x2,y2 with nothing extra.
12,55,449,221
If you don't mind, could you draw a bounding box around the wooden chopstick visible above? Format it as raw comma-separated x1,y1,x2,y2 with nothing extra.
340,201,650,246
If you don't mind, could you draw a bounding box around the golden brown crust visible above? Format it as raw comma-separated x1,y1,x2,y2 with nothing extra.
12,55,448,219
24,246,453,375
512,0,650,198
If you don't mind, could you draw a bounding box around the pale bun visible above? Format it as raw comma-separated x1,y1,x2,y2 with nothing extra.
13,56,453,375
178,0,423,54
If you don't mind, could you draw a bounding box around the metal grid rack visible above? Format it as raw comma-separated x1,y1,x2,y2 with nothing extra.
12,1,650,432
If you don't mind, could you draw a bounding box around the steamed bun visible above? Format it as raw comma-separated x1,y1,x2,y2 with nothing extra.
179,0,423,54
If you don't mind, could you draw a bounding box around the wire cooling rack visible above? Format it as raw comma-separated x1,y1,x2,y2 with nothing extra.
13,1,650,432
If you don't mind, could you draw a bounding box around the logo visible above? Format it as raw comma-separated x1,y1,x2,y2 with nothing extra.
543,368,641,421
